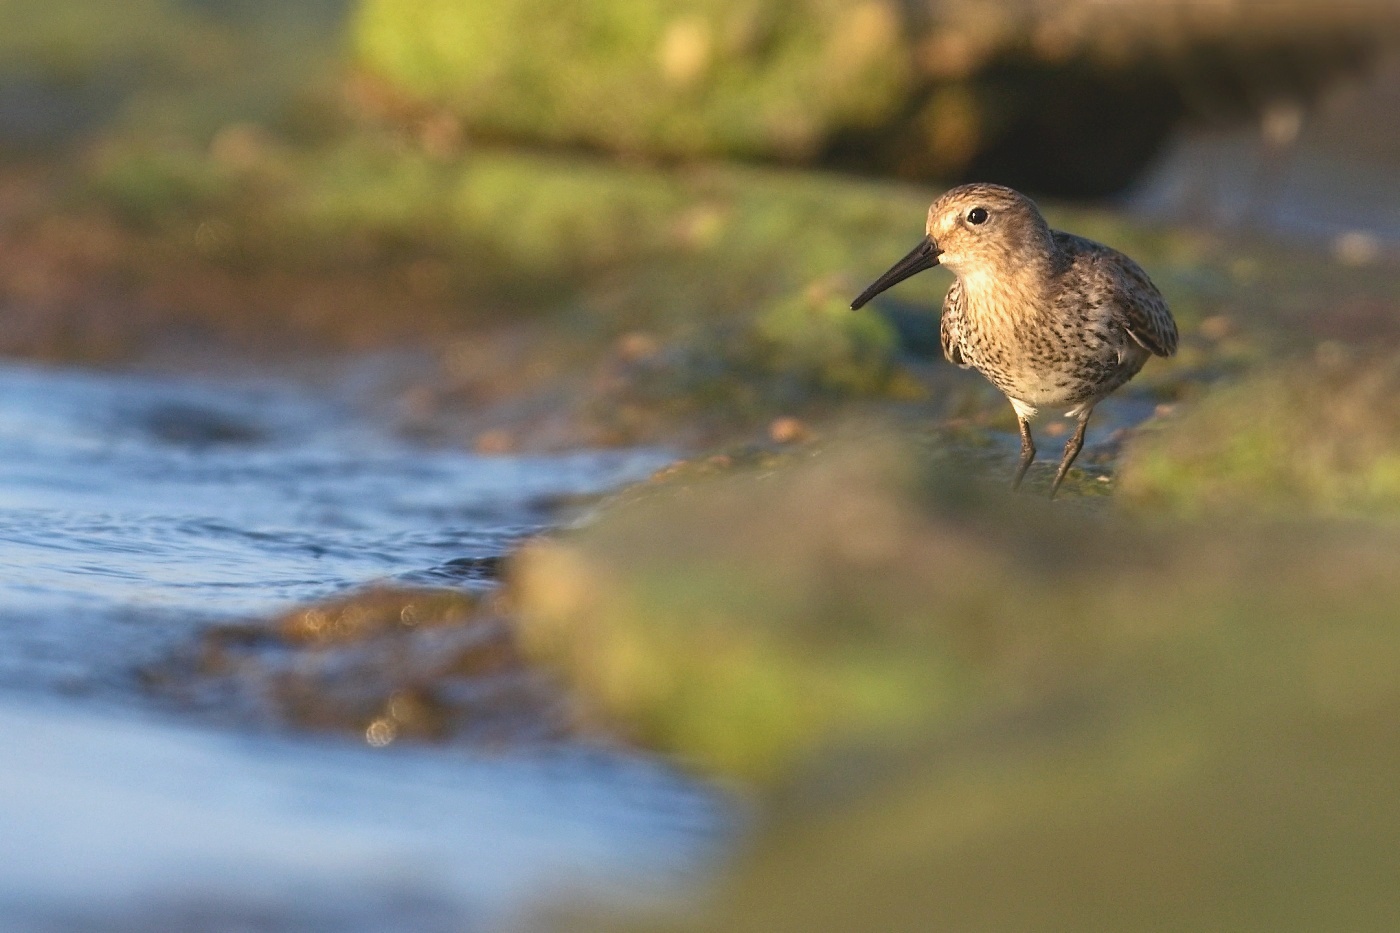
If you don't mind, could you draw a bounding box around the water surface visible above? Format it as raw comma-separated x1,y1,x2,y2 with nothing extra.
0,360,720,931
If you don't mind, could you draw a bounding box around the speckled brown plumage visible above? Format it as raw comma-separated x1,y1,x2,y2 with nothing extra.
852,183,1177,496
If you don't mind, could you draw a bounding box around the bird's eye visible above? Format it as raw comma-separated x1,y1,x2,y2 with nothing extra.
967,207,988,225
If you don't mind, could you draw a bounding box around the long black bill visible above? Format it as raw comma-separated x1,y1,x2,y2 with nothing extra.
850,236,941,310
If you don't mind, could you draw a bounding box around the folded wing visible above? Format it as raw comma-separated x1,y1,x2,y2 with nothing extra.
1056,232,1178,359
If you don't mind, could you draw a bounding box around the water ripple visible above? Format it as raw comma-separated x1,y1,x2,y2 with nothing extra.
0,362,665,641
0,360,712,932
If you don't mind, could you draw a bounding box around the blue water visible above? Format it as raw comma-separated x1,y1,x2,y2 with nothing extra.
0,360,721,931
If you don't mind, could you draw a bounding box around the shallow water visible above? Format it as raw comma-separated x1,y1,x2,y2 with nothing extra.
0,360,720,931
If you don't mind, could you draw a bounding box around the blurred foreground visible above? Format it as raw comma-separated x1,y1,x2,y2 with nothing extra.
509,412,1400,930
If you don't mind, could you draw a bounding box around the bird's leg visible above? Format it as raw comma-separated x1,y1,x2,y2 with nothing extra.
1012,416,1036,490
1050,410,1092,499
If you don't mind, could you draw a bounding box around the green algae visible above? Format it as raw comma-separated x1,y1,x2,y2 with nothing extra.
21,115,1396,464
508,428,1400,929
86,143,241,228
1119,353,1400,516
510,424,1400,779
586,598,1400,931
350,0,912,161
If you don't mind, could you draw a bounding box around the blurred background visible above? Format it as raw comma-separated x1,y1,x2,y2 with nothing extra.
2,1,1400,930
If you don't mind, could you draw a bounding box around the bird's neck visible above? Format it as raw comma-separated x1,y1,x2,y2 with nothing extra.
957,251,1057,325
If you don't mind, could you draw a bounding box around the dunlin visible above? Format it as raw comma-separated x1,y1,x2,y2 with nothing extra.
852,183,1177,497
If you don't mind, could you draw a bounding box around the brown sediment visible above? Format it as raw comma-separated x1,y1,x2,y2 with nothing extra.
144,586,572,746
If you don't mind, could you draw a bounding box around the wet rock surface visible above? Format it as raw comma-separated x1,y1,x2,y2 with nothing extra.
147,587,572,746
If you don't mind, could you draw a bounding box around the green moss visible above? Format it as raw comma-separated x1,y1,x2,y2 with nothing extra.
286,141,457,243
351,0,911,161
512,424,1400,787
69,124,1378,439
77,139,951,404
512,428,1400,930
69,99,1398,439
447,154,686,269
1119,354,1400,515
511,435,963,779
84,143,239,228
749,281,899,393
347,0,1395,196
592,604,1400,931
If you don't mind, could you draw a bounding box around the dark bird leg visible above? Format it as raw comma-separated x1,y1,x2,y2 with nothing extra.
1012,416,1036,490
1050,410,1092,499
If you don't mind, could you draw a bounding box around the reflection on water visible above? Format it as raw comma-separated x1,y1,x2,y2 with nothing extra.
0,360,719,931
0,699,720,933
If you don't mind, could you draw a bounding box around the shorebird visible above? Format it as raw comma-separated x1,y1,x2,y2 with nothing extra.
851,183,1177,497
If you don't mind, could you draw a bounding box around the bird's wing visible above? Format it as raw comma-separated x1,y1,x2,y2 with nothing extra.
940,279,970,366
1110,253,1178,358
1058,233,1178,358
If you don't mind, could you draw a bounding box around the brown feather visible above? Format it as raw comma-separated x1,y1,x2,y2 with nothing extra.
940,279,968,367
1051,232,1178,359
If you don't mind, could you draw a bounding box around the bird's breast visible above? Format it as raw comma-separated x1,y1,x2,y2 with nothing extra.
958,293,1136,407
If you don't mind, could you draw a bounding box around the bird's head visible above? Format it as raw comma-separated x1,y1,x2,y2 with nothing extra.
850,183,1053,310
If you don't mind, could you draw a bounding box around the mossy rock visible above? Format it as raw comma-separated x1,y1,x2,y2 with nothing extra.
349,0,1393,195
509,425,1400,780
514,429,1400,930
1118,353,1400,516
589,588,1400,932
509,436,962,780
351,0,912,162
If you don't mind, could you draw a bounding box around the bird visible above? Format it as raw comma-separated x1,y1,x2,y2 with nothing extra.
850,183,1177,497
